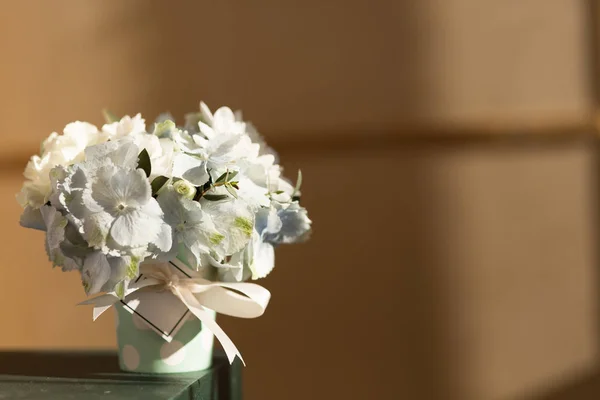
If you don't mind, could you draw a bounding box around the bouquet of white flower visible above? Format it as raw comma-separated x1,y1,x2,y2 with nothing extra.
17,102,311,370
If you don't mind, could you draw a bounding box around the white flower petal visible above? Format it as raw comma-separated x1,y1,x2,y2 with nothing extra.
249,235,275,280
110,210,161,248
102,114,146,139
20,206,45,231
153,221,173,252
82,210,113,248
40,205,68,266
85,139,139,169
199,101,213,125
201,199,254,255
82,251,111,295
172,153,209,185
212,107,244,134
198,121,216,140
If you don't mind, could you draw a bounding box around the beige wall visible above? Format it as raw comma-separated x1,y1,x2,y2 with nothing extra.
0,0,592,152
1,1,598,399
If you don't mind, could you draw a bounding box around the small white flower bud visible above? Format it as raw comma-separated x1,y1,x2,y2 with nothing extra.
173,179,197,200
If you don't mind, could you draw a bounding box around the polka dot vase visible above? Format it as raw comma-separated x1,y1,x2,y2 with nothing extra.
115,303,216,373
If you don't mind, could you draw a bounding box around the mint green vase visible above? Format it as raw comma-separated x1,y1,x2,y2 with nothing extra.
115,303,216,373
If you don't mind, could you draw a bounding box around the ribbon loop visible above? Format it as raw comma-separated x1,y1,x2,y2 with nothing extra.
79,260,271,365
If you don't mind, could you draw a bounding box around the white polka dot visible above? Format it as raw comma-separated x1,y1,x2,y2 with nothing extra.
122,345,140,371
132,314,151,330
200,330,214,349
160,340,187,366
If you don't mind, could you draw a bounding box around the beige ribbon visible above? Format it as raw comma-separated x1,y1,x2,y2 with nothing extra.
79,260,271,365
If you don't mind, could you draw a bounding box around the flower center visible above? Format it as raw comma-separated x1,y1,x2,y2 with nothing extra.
176,221,186,232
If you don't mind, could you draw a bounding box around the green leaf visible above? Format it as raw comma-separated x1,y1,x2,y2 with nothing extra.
126,257,140,279
153,120,176,137
215,170,239,184
102,109,119,123
293,169,303,196
114,281,125,299
203,194,229,201
273,190,284,195
225,184,238,198
215,171,228,184
137,149,151,177
151,175,169,195
226,170,238,181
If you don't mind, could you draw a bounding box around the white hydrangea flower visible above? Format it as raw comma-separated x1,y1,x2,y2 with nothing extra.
81,251,138,295
235,154,284,208
200,198,255,256
196,104,260,178
157,190,223,269
82,164,172,253
17,122,104,209
101,114,146,139
19,103,313,294
256,201,312,245
243,201,311,280
198,103,247,137
170,129,210,185
49,139,172,258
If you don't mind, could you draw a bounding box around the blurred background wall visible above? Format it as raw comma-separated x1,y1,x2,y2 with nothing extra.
1,1,600,399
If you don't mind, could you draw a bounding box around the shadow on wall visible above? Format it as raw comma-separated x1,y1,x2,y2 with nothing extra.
522,368,600,400
220,137,598,400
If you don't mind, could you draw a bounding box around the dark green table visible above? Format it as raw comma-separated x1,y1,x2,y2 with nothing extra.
0,350,241,399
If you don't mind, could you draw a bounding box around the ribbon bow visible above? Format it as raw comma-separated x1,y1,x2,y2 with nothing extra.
79,261,271,365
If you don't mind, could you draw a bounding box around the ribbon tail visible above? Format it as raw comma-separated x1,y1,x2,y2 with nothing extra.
77,293,120,321
175,287,245,366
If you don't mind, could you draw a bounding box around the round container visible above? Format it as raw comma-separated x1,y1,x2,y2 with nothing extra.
115,303,216,373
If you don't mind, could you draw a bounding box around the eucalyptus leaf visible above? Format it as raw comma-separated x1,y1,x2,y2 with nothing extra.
226,170,238,181
137,149,151,177
151,175,169,195
225,184,238,199
203,194,229,201
215,171,228,184
215,170,239,184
